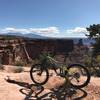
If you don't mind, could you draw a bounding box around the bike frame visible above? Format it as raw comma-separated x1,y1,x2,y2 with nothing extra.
41,55,69,77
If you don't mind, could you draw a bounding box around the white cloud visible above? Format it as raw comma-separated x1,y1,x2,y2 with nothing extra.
1,27,30,34
66,27,88,34
0,27,59,34
29,27,59,34
0,26,89,38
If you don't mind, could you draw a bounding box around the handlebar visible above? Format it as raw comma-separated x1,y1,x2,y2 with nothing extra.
47,56,58,63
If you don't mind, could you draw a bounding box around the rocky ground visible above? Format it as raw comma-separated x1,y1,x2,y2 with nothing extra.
0,65,100,100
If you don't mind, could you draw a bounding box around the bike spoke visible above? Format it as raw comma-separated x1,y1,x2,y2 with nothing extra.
30,64,49,85
68,65,89,87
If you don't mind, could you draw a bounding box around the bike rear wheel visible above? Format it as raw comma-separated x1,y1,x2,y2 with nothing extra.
30,64,49,85
67,64,91,88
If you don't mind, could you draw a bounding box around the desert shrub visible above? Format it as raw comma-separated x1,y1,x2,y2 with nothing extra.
13,66,23,73
0,63,4,70
94,55,100,76
12,61,24,73
83,55,98,75
31,58,40,64
83,55,100,77
96,55,100,65
5,65,23,73
84,55,92,67
14,60,25,66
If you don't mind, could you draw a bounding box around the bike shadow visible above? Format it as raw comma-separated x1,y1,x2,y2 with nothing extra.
5,77,87,100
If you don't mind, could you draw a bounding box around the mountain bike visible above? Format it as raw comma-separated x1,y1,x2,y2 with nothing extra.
30,54,91,88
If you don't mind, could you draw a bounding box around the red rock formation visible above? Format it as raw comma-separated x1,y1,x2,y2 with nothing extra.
0,36,74,65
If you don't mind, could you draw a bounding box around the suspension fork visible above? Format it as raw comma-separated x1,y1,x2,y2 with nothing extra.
37,63,47,76
53,67,58,75
48,63,58,75
63,66,69,75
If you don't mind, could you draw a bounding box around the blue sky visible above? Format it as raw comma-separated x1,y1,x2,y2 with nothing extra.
0,0,100,37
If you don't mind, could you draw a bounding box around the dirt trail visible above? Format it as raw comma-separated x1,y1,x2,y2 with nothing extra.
0,66,100,100
89,77,100,86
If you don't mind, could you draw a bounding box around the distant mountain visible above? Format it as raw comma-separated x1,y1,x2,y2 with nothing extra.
24,33,48,39
0,32,95,46
72,38,95,45
1,32,48,39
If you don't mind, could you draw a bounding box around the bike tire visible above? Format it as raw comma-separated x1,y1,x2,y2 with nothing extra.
30,64,49,85
67,64,91,88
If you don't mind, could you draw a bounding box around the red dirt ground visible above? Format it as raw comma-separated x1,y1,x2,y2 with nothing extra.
0,65,100,100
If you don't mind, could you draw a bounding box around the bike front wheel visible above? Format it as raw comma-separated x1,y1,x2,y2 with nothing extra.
67,64,91,88
30,64,49,85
